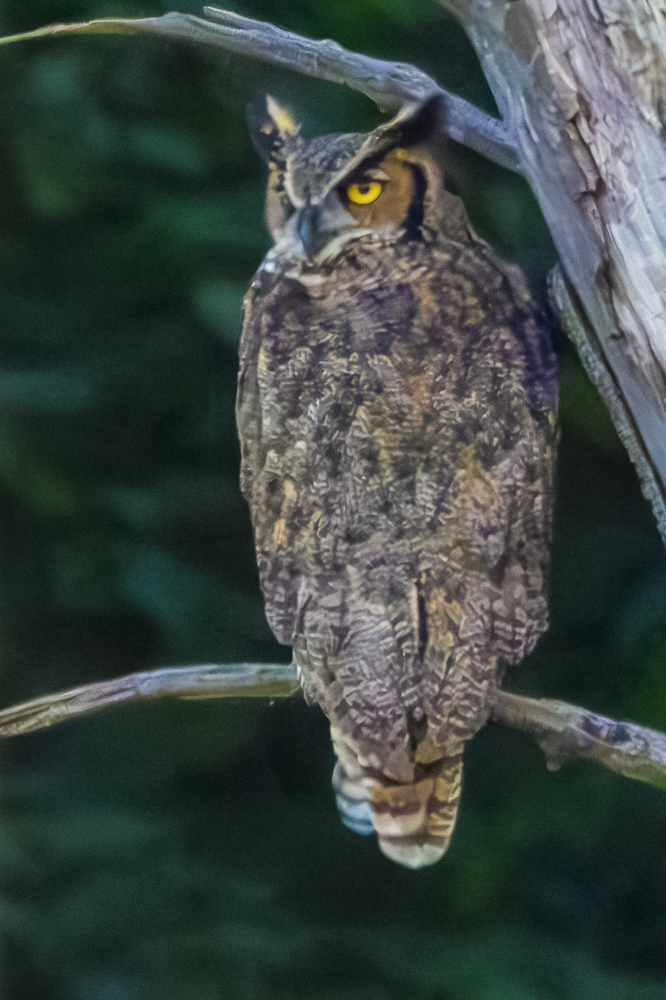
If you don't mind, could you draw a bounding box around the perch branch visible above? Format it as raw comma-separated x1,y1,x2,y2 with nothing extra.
490,688,666,792
0,8,520,173
2,662,666,797
0,662,299,736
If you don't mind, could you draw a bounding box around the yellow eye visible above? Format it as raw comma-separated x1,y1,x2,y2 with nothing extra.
346,181,382,205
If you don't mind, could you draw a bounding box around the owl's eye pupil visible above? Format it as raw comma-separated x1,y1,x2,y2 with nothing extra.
346,181,383,205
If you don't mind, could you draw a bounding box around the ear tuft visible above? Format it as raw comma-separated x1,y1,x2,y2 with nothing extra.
392,94,445,149
247,95,300,164
265,95,299,137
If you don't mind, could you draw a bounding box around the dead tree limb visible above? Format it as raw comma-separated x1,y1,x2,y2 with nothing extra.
0,663,299,736
490,689,666,793
0,12,520,176
2,665,666,796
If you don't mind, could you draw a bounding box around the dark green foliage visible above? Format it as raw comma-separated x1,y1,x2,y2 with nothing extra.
0,0,665,995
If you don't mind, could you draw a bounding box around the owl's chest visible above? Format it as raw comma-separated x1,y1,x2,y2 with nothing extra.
247,272,454,436
260,274,418,365
239,269,472,542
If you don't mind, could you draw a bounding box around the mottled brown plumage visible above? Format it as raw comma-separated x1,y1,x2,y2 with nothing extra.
237,96,557,867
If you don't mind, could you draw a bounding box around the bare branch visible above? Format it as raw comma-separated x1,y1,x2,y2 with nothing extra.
0,662,299,737
3,657,666,800
490,688,666,792
0,8,520,173
550,267,666,538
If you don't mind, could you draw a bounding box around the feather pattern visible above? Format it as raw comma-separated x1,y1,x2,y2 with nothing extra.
237,99,557,867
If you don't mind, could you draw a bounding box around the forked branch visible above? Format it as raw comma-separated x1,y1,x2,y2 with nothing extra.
0,7,520,172
490,689,666,793
1,664,666,795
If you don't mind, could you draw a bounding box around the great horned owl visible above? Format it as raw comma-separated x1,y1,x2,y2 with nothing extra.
237,95,557,868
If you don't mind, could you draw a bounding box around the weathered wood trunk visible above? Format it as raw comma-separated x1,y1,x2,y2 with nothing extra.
444,0,666,541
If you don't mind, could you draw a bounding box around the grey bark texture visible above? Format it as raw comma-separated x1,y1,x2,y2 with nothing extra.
443,0,666,542
0,663,300,737
0,8,519,171
489,689,666,792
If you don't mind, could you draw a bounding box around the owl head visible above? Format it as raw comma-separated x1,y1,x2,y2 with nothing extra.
250,95,465,263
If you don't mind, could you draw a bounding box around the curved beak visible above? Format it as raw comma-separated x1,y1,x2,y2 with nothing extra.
293,197,360,261
296,205,322,260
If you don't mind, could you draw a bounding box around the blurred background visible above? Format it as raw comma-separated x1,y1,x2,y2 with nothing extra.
0,0,665,997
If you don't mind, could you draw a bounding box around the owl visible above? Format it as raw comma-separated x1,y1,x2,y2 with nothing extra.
237,95,557,868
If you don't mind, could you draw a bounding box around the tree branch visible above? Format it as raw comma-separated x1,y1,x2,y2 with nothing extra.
2,662,666,799
0,662,298,736
550,267,666,538
490,688,666,792
0,8,520,173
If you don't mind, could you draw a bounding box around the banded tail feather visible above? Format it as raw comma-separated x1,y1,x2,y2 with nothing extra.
331,726,463,869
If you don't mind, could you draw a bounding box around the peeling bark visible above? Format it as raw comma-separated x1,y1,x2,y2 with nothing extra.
444,0,666,540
